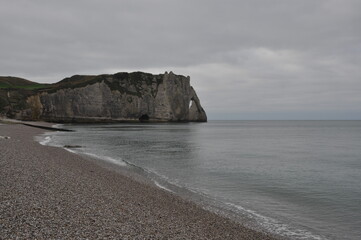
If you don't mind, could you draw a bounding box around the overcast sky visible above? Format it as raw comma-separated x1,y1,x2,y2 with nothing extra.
1,0,360,120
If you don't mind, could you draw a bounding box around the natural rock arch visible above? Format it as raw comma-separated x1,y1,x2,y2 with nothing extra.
188,87,207,122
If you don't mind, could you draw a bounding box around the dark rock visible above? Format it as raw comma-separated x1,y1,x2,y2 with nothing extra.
64,145,82,149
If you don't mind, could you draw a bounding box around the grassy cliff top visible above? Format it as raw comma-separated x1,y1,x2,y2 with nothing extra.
0,77,49,90
0,71,183,92
54,72,161,88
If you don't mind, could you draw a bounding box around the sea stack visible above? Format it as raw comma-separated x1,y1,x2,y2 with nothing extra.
0,71,207,123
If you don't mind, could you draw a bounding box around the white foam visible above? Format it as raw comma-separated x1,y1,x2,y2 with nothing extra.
63,148,128,167
225,202,326,240
35,133,128,168
81,152,128,167
64,148,77,154
39,136,52,145
51,124,64,129
142,169,212,196
153,180,174,193
144,169,183,188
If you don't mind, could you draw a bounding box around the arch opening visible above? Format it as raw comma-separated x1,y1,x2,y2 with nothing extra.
189,99,195,109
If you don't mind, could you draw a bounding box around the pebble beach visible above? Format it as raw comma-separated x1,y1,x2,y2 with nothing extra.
0,123,280,239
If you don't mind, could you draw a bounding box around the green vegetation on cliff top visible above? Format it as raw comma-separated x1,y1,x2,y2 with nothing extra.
0,77,49,90
0,72,167,115
1,72,165,92
49,72,164,97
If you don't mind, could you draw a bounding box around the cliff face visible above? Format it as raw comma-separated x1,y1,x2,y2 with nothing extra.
1,72,207,122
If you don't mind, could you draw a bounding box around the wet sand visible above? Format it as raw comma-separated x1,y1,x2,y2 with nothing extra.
0,123,280,239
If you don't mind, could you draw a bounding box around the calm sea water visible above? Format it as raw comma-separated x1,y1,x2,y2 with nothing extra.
39,121,361,240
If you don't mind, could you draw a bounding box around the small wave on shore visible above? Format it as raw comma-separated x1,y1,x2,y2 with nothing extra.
36,126,128,167
80,152,128,167
37,135,52,146
224,202,326,240
153,180,174,193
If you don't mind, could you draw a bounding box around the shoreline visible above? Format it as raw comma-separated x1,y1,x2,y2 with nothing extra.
0,123,281,239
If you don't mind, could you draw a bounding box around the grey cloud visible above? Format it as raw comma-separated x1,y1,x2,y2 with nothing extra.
0,0,360,119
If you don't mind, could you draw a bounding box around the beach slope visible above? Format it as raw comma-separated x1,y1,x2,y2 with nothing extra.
0,124,278,239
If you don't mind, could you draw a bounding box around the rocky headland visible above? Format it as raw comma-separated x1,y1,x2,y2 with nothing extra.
0,71,207,123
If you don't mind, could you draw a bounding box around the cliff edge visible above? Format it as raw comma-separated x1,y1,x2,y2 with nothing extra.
0,72,207,122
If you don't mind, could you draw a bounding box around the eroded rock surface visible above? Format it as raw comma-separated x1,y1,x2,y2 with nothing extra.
1,72,207,123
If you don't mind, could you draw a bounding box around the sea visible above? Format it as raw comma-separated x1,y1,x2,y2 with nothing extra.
37,120,361,240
